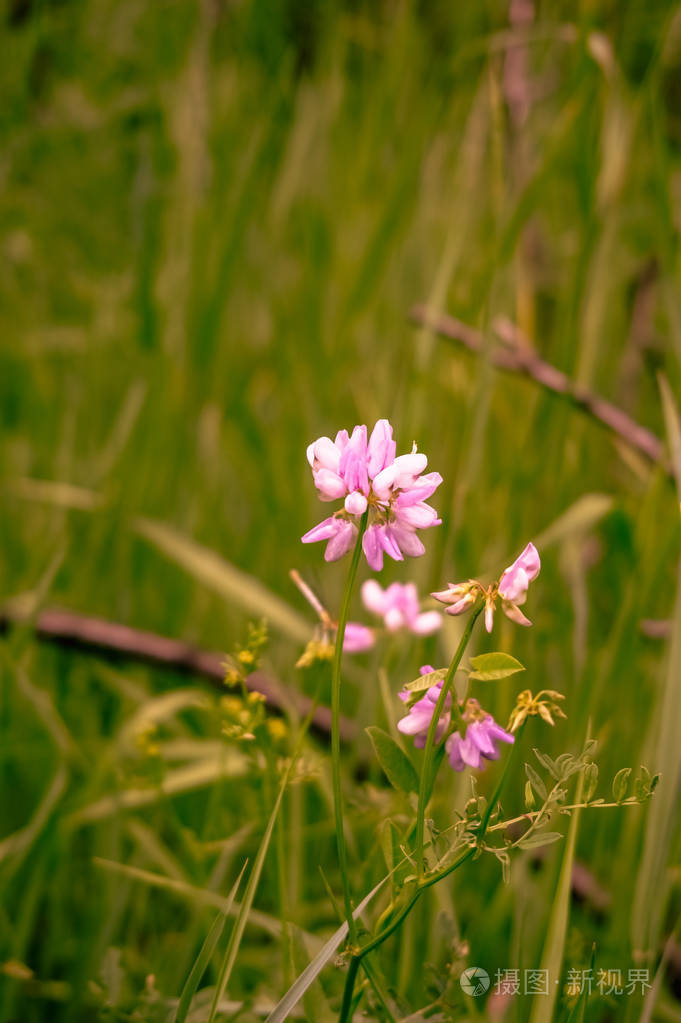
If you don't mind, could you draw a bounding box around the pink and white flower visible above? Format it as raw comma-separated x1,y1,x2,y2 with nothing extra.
431,542,540,633
302,419,442,571
361,580,441,635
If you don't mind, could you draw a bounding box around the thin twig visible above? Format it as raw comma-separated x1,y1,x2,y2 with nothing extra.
409,304,666,468
0,606,355,742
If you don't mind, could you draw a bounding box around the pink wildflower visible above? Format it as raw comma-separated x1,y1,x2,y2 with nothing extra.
397,666,450,748
432,542,540,633
302,419,442,570
445,709,514,771
361,580,441,635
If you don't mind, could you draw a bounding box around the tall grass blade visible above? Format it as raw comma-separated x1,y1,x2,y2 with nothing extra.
135,517,311,642
632,379,681,958
207,757,296,1021
264,874,390,1023
173,862,248,1023
528,768,585,1023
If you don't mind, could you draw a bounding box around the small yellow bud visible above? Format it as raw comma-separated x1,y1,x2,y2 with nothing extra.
267,718,288,742
237,649,255,668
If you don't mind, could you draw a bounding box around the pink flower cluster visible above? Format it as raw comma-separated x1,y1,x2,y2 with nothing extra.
445,713,514,771
397,668,514,772
302,420,442,571
361,580,441,635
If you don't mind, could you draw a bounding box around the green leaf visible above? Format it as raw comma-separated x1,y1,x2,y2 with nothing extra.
534,748,560,780
612,767,631,803
525,763,547,800
468,652,525,681
403,668,447,694
517,831,563,851
366,727,419,794
583,763,599,803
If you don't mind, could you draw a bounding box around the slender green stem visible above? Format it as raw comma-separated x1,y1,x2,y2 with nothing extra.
338,955,361,1023
331,511,368,945
415,605,483,879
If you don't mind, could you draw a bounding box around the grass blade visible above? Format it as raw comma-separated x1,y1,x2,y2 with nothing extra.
263,874,390,1023
529,767,585,1023
173,862,248,1023
632,380,681,957
207,758,296,1022
135,517,311,642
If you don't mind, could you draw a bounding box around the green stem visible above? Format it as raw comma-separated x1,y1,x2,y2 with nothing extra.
338,955,361,1023
331,511,368,945
415,605,483,879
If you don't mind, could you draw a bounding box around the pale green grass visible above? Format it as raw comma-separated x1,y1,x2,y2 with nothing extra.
1,1,681,1020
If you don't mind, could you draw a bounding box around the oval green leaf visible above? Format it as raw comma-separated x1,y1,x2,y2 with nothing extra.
403,667,447,694
366,727,419,794
469,652,525,681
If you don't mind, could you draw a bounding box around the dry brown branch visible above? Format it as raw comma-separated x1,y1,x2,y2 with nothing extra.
410,304,665,469
0,606,354,742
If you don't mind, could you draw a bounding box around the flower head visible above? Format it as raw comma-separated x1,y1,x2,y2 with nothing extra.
302,419,442,571
361,580,442,636
432,542,540,633
396,665,450,748
445,706,514,772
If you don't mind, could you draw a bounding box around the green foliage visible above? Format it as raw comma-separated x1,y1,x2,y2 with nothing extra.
468,651,525,681
1,0,680,1019
366,727,419,795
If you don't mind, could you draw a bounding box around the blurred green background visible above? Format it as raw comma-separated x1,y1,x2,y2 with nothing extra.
3,0,681,1020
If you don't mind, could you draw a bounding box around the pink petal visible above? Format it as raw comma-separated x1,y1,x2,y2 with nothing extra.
498,543,540,601
301,517,340,544
390,451,428,487
367,419,396,479
413,611,442,635
324,520,357,561
380,525,404,563
361,579,388,615
384,607,405,631
445,594,475,616
394,501,440,530
460,735,483,769
313,468,347,501
446,733,466,772
338,425,368,494
334,429,350,451
501,600,532,627
393,472,443,506
342,622,375,652
344,490,368,516
485,604,494,633
311,436,341,472
371,464,397,500
362,525,384,572
389,523,425,559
